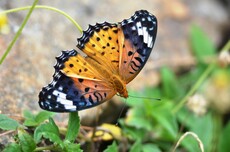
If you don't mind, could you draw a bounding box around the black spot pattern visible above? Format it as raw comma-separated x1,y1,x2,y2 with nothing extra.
119,10,157,81
85,87,90,92
69,64,74,67
39,50,113,112
77,22,117,50
78,79,84,83
128,51,133,56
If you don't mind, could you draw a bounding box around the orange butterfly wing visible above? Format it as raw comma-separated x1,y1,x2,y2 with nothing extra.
77,23,120,74
39,50,117,112
118,10,157,83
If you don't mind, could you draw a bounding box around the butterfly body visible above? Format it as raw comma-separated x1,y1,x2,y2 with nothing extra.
39,10,157,112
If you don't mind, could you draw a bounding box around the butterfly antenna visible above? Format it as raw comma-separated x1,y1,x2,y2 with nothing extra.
129,95,161,101
115,100,127,126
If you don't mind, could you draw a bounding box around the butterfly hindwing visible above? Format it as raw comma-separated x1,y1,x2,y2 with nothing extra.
118,10,157,83
39,50,116,112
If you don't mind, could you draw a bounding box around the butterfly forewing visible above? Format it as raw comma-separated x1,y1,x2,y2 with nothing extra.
118,10,157,83
77,22,120,74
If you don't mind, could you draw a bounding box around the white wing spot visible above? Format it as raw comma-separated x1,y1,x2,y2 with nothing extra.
127,19,133,23
143,27,148,44
50,81,57,87
136,22,143,36
53,90,66,99
148,36,153,48
47,95,51,99
58,86,63,91
64,104,77,110
131,26,136,31
57,98,74,105
147,16,152,21
149,27,154,31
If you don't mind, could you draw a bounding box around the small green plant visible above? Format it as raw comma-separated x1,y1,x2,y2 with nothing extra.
1,111,81,152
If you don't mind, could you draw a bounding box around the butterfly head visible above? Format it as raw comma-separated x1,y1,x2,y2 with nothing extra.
111,75,129,98
120,88,128,98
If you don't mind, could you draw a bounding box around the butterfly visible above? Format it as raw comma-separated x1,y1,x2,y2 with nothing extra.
38,10,157,112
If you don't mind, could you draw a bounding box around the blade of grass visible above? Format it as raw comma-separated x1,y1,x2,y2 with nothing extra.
172,132,204,152
0,0,39,65
0,5,83,33
172,41,230,113
172,63,215,113
0,5,83,65
220,40,230,53
34,145,55,152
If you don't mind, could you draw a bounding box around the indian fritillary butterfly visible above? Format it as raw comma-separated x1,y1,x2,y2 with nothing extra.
39,10,158,112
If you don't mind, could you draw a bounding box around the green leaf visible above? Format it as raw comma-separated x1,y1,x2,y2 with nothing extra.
119,120,146,140
218,122,230,152
161,67,181,99
125,90,146,107
180,112,213,152
23,110,55,127
104,141,118,152
35,111,55,123
126,116,152,131
23,110,35,119
181,135,201,152
151,102,178,140
190,113,213,152
130,139,142,152
34,117,62,145
23,119,38,127
125,108,152,131
23,110,38,127
65,112,80,143
18,128,36,152
3,143,21,152
178,65,206,92
142,144,161,152
190,25,216,62
0,114,20,130
127,87,161,108
63,140,82,152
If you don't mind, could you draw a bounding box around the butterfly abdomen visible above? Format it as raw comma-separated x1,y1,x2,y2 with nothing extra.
111,75,128,98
